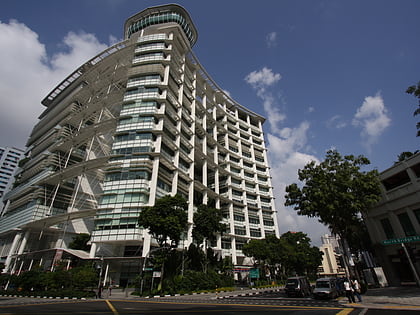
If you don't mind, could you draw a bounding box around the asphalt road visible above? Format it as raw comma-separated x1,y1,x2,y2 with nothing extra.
1,295,418,314
0,296,347,315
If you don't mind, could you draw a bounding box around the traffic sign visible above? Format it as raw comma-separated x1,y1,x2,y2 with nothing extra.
249,268,259,279
382,235,420,245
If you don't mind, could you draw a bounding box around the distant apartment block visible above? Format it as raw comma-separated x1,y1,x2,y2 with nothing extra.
0,4,279,285
365,152,420,286
0,146,24,214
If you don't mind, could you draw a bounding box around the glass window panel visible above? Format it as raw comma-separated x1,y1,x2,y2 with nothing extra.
398,212,416,237
380,218,395,239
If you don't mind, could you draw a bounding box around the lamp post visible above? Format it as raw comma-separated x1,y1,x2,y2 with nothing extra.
140,247,162,296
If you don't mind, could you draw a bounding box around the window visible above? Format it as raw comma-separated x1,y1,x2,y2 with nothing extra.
398,212,416,237
234,226,246,235
380,218,395,239
414,209,420,225
236,239,246,250
411,163,420,178
249,217,260,224
250,228,261,237
263,219,274,226
382,171,411,190
232,190,243,196
222,239,231,249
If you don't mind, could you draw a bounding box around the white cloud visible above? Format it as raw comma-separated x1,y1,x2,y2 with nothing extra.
352,93,391,151
51,31,108,75
245,67,329,244
245,67,284,134
0,20,109,148
266,123,329,245
266,31,277,48
327,114,347,129
307,106,315,113
245,67,281,89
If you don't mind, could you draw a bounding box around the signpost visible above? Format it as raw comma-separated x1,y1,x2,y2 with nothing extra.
382,236,420,287
381,235,420,246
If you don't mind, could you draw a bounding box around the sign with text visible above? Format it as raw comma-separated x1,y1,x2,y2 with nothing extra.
249,268,259,279
382,235,420,245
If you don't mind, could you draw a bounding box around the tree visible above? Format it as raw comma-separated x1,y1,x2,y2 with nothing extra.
396,150,419,164
284,149,381,251
69,233,91,251
243,233,322,280
138,195,188,247
279,232,323,277
406,81,420,136
138,195,188,292
192,203,226,246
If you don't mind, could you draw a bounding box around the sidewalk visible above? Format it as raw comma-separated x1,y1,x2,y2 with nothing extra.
340,286,420,311
108,286,420,311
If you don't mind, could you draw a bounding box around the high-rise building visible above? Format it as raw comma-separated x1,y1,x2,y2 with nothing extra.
0,4,278,285
0,146,24,214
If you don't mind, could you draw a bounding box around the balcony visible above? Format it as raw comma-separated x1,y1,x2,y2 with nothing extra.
137,34,168,43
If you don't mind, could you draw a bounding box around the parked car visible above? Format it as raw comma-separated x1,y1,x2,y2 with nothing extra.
313,277,338,299
284,276,312,297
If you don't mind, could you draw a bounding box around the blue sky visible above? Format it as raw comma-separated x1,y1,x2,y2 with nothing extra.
0,0,419,245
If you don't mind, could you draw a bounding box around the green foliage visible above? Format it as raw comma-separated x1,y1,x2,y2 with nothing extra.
406,81,420,136
396,151,419,164
2,263,98,297
285,149,381,250
69,233,91,251
134,243,235,296
138,195,188,247
170,270,234,293
68,265,98,290
279,232,323,277
242,234,283,266
192,204,226,245
242,233,322,278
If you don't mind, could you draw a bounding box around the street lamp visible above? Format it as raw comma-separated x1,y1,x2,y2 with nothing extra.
140,247,162,296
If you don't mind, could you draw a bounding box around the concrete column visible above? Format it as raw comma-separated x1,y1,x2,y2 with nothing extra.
3,231,22,272
142,234,151,257
89,242,97,258
17,230,30,255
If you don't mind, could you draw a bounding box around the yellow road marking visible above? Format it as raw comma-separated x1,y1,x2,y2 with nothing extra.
336,308,354,315
107,298,345,310
105,299,119,315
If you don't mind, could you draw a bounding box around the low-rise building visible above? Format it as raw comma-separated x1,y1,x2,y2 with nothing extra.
365,152,420,286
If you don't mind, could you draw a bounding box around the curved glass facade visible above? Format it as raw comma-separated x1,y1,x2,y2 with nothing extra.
126,12,196,46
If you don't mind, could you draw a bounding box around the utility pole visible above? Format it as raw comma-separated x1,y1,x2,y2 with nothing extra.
401,243,420,287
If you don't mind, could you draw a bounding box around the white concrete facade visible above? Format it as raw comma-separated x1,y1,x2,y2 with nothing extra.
0,4,278,284
0,146,24,215
365,152,420,286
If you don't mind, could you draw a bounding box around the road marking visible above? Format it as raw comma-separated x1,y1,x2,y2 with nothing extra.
336,308,354,315
105,299,119,315
359,309,368,315
107,299,345,310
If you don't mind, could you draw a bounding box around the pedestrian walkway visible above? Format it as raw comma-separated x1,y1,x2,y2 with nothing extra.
340,286,420,311
103,285,420,311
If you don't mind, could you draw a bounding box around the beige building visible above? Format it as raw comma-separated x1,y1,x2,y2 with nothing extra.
318,234,346,277
365,152,420,286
